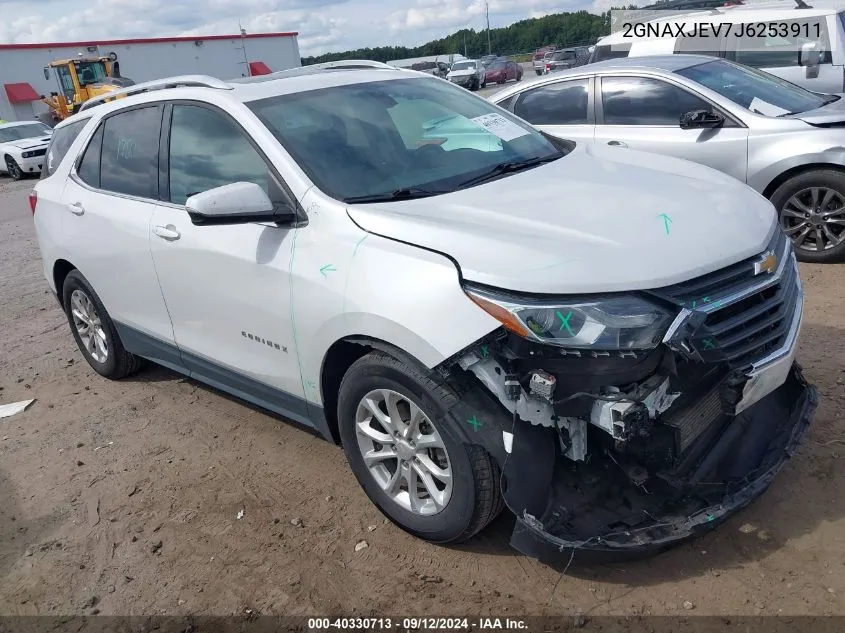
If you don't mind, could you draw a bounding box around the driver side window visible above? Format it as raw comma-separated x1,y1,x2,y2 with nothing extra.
167,104,294,211
600,76,713,126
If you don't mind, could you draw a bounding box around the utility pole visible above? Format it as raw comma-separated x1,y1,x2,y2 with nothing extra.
239,21,251,77
485,1,491,54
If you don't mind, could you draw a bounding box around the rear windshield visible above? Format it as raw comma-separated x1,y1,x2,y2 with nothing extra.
591,43,631,62
43,118,89,177
451,61,477,70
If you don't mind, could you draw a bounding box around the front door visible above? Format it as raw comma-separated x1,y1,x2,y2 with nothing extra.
148,102,308,421
593,75,749,184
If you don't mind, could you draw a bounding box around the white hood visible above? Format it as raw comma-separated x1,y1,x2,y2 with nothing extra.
347,143,776,294
2,136,50,150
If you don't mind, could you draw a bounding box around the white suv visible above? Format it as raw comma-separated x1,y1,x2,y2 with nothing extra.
32,64,816,563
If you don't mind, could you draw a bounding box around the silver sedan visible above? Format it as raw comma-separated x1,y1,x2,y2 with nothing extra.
488,54,845,263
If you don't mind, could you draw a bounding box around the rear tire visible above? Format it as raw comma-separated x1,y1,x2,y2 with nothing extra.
337,351,502,544
535,69,542,75
769,169,845,263
62,270,143,379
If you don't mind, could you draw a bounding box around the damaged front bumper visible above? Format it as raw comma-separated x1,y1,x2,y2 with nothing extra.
505,364,816,562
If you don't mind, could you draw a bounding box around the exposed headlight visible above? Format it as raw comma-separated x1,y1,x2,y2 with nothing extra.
22,151,35,158
464,285,674,350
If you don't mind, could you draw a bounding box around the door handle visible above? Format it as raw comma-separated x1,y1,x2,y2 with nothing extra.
153,224,181,241
67,202,85,216
607,140,628,148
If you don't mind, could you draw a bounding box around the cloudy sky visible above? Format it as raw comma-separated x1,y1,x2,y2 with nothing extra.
0,0,618,56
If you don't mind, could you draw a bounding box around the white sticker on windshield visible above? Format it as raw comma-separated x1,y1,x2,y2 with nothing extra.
470,113,530,142
749,97,789,118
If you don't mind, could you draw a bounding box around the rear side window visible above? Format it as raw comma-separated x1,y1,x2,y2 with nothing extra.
76,125,103,188
513,79,590,125
43,118,89,177
99,106,162,199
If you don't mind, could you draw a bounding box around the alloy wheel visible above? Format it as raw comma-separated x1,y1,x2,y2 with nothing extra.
781,186,845,252
69,289,109,363
6,158,22,180
355,388,453,516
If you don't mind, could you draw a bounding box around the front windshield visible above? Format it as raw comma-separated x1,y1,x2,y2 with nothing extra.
74,61,108,86
676,59,831,116
451,61,476,71
0,123,51,142
248,77,560,202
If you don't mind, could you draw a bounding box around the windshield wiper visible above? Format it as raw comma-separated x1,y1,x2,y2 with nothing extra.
343,187,442,204
452,153,564,190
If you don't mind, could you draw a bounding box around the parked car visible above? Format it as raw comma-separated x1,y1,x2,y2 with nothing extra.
533,45,557,75
447,59,486,90
480,54,499,68
591,0,844,93
543,47,590,74
411,60,450,78
491,54,845,263
0,120,52,180
485,59,523,84
32,65,814,563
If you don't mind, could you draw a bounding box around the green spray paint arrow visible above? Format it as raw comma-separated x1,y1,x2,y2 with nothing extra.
657,213,672,235
319,264,337,278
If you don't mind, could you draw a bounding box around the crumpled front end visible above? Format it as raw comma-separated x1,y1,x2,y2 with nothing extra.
449,228,818,561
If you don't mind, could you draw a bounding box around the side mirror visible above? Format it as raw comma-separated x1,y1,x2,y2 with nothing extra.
43,67,50,80
800,42,821,79
185,182,294,226
679,109,725,130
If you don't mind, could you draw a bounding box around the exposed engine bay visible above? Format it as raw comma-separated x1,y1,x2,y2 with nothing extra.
454,331,815,558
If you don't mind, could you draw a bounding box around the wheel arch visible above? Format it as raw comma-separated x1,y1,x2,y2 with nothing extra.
318,334,450,445
52,258,77,308
762,162,845,200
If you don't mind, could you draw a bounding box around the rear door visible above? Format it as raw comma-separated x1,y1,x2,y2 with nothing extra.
593,75,749,183
60,104,177,355
500,77,596,145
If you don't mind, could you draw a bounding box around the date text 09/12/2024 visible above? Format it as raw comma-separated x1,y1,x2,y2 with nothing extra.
307,617,528,630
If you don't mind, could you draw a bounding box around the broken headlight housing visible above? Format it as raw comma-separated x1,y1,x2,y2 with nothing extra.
465,285,674,350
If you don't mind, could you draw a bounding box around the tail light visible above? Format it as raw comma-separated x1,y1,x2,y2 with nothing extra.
545,63,551,71
29,190,37,214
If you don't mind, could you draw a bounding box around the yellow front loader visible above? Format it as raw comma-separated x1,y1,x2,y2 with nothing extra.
40,54,135,122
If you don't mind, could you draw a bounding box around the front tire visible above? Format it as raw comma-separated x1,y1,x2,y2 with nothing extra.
769,169,845,263
535,69,542,75
62,270,143,379
337,351,502,544
5,157,24,181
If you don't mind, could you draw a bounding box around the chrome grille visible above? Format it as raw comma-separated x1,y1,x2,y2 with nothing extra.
652,229,801,369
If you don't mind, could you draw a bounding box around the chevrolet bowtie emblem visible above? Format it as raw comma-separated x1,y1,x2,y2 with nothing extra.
753,250,777,275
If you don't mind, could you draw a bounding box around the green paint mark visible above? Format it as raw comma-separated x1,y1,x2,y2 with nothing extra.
351,234,368,259
702,297,710,303
467,415,482,432
556,310,574,336
657,213,672,235
319,264,337,278
702,338,716,350
707,514,715,522
480,345,489,358
691,300,697,308
713,300,722,308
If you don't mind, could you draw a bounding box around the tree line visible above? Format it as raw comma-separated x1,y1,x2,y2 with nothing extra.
300,9,637,65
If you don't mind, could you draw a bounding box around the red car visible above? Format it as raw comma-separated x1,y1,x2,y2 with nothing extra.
484,59,523,85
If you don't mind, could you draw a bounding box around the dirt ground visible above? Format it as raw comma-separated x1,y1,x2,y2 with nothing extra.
1,174,844,619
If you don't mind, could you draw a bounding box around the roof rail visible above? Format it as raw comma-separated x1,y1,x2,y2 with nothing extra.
77,75,231,113
228,59,398,84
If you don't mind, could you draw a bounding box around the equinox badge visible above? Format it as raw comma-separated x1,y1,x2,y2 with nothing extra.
753,250,777,276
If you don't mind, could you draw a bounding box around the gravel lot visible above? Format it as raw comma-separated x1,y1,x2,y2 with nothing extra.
1,173,844,618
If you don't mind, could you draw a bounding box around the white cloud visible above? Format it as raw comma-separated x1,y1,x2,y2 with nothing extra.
0,0,603,56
